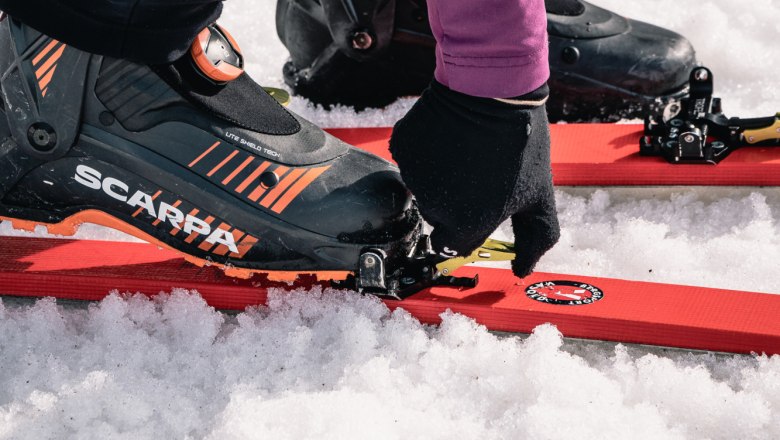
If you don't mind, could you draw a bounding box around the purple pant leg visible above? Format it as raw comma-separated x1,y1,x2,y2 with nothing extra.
427,0,549,98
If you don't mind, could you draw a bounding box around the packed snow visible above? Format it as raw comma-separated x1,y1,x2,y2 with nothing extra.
3,290,780,439
1,0,780,438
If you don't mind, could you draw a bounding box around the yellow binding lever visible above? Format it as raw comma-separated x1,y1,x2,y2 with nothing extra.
264,87,291,106
436,238,516,275
743,113,780,144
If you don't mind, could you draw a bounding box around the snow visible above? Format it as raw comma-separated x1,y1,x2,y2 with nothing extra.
2,290,780,439
502,187,780,293
2,0,780,438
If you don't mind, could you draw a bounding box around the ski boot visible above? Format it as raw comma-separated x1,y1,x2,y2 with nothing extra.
0,16,422,283
545,0,695,121
276,0,697,121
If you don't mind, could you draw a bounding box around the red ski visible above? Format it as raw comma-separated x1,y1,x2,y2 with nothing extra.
326,124,780,186
2,236,779,356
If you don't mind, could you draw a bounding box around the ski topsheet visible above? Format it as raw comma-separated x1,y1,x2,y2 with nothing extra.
326,124,780,186
2,236,779,356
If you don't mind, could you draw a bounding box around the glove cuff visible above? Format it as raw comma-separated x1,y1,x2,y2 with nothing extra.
494,82,550,107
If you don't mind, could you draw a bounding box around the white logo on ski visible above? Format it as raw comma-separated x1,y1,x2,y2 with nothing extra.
74,164,238,253
525,281,604,306
554,289,587,301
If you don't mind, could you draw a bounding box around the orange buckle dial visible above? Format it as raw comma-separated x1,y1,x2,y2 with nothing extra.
190,24,244,83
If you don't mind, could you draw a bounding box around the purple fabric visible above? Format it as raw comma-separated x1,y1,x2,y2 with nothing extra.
427,0,549,98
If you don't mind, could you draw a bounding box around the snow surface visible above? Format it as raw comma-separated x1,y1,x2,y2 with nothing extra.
3,290,780,439
1,0,780,438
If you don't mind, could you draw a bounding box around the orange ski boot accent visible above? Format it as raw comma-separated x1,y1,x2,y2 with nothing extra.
0,211,350,282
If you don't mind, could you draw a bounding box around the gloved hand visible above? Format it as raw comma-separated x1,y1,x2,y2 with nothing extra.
390,80,560,277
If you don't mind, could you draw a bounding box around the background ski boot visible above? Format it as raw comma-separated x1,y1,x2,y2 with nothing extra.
545,0,695,121
276,0,697,121
0,17,422,284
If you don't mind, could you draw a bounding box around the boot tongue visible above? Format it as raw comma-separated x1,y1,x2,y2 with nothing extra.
154,24,301,136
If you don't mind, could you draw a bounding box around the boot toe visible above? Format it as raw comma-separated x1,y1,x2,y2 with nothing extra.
279,140,415,244
549,14,696,98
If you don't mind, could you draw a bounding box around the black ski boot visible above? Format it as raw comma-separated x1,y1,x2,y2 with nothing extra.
0,16,421,280
276,0,697,121
545,0,695,121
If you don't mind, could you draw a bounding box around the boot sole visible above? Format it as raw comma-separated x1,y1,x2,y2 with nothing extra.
0,209,351,282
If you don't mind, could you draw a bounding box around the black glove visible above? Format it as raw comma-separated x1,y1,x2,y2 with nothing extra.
390,80,560,278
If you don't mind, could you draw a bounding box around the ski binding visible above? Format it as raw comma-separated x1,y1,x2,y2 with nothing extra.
333,238,516,300
641,67,780,164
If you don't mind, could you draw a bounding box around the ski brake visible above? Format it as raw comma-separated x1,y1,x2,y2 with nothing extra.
332,238,516,300
641,66,780,164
